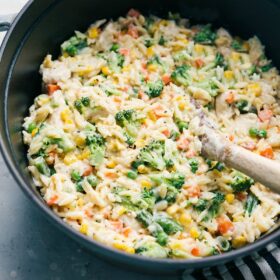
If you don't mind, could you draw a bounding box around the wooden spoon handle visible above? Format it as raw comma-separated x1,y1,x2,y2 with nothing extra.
201,126,280,194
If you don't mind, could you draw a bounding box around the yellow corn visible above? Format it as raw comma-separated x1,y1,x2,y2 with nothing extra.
170,241,183,250
63,153,78,165
107,160,117,169
112,242,135,254
80,223,88,235
141,180,152,188
225,194,235,204
88,27,99,39
60,109,73,124
231,52,240,62
77,148,91,160
167,204,179,215
135,139,145,148
147,64,158,72
146,47,154,57
179,213,192,227
224,70,234,80
31,128,38,137
77,66,93,76
137,164,149,174
190,227,200,239
117,206,126,217
74,135,85,146
232,236,246,248
178,102,186,111
194,44,204,54
77,198,84,207
233,216,244,222
101,66,110,76
147,111,157,122
247,83,262,97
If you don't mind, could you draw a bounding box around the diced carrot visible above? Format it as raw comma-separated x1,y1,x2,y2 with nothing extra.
259,146,274,159
241,141,256,151
177,135,189,151
110,220,123,231
123,227,132,237
258,109,273,122
84,209,93,218
127,25,139,39
185,150,196,158
229,134,234,142
153,104,169,118
141,62,147,69
105,172,118,179
47,84,60,96
225,91,235,104
127,8,141,18
187,185,201,198
138,91,149,101
161,129,170,137
162,74,171,85
83,165,94,176
119,48,130,56
113,96,122,103
194,58,204,68
217,217,234,235
191,247,200,257
47,194,58,206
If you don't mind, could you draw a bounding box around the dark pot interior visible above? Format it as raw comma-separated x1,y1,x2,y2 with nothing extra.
1,0,280,274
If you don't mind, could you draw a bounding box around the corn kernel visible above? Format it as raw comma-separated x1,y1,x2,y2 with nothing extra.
74,135,85,146
63,153,78,165
77,148,91,160
147,64,158,72
80,223,88,235
137,164,149,174
232,236,246,248
194,44,204,54
179,213,192,226
233,216,244,222
170,241,183,250
178,102,186,111
179,38,189,44
88,27,99,39
231,52,240,62
77,198,84,207
112,242,135,254
60,109,73,124
146,47,154,57
147,111,157,121
225,193,235,204
101,66,110,76
167,204,179,215
224,70,234,80
107,160,117,169
135,139,145,148
141,179,152,188
31,128,38,137
77,66,93,76
247,83,262,97
190,227,200,239
117,206,126,217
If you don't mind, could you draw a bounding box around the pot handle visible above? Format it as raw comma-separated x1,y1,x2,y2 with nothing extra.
0,13,17,32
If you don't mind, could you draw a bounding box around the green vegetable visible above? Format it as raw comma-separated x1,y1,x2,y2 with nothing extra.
193,25,217,45
145,80,164,98
164,172,185,189
71,170,82,182
260,63,273,72
87,175,98,187
189,158,199,173
158,35,166,46
108,52,125,72
127,170,138,179
81,97,90,107
165,186,179,204
74,100,83,113
147,55,162,66
175,119,189,132
231,40,247,52
61,34,87,56
204,192,225,221
154,215,183,235
208,161,225,172
110,43,120,52
142,188,156,209
135,241,168,258
85,132,105,167
249,128,267,138
193,199,207,212
235,99,249,114
76,181,85,193
215,52,226,68
169,130,180,141
248,65,257,76
245,193,259,216
34,157,51,177
171,65,190,86
231,174,254,193
216,236,231,252
136,140,166,170
145,39,153,48
27,122,37,133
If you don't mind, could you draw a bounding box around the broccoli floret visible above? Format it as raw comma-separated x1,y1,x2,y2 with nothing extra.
33,157,51,177
245,192,259,216
110,43,120,52
137,140,166,170
231,174,254,193
61,34,87,56
194,199,208,212
164,173,185,189
165,186,179,204
163,139,180,168
208,161,225,172
135,241,168,258
193,25,217,45
142,188,156,209
260,63,273,72
115,109,141,145
158,35,166,46
205,193,225,221
147,55,162,66
171,65,190,86
154,215,183,235
231,39,247,52
215,52,226,68
189,158,199,173
108,52,125,72
146,80,164,98
235,99,249,113
85,132,105,167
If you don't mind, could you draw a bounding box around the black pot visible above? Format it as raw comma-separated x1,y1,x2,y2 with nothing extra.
0,0,280,274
